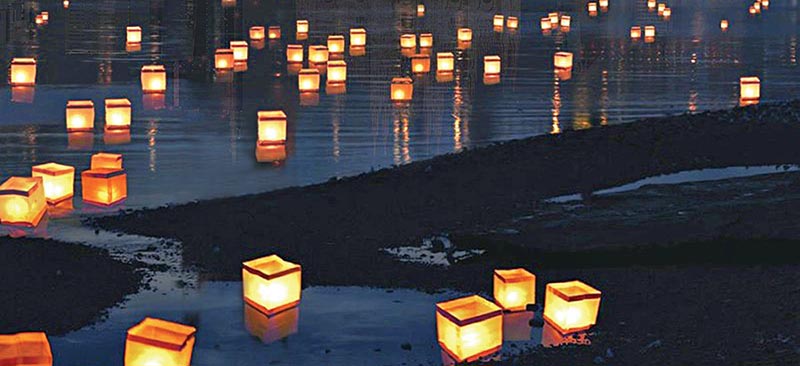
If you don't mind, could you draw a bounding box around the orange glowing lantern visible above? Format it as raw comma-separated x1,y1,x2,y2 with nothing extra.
141,65,166,93
630,26,642,39
298,68,320,92
250,26,265,41
327,35,345,54
287,44,304,63
436,295,503,362
126,26,142,44
327,60,347,84
587,2,598,13
308,45,329,64
0,177,46,227
507,16,519,29
215,49,234,70
541,17,552,31
242,254,302,316
32,163,75,204
437,52,454,73
0,333,52,366
391,77,413,102
493,268,536,311
91,152,123,170
662,7,671,18
720,20,729,31
230,41,248,62
554,51,573,70
599,0,609,8
417,4,425,16
543,280,602,334
548,12,559,25
296,20,309,34
740,76,761,101
400,34,416,49
411,54,430,73
65,100,95,132
63,0,70,8
124,318,196,366
105,98,132,131
268,26,281,40
483,55,501,76
493,15,504,27
761,0,769,8
81,168,127,206
657,3,666,13
644,25,656,38
11,86,35,104
419,33,433,48
647,0,656,10
350,28,367,47
560,15,571,28
457,28,472,42
257,111,287,145
10,58,37,86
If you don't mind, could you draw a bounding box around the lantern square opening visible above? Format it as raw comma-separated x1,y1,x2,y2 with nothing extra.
411,54,430,73
419,33,433,48
599,0,609,8
483,55,501,76
286,45,304,63
543,280,602,334
91,152,123,170
215,49,234,70
125,318,196,366
141,65,166,93
493,15,504,27
740,76,760,100
296,20,309,34
507,16,519,29
417,4,425,15
437,52,454,73
242,254,302,316
268,26,281,40
66,100,95,132
298,69,320,92
230,41,249,62
0,177,47,227
327,35,345,54
391,77,413,102
257,111,287,145
720,20,729,31
250,26,265,41
126,26,142,44
350,28,367,47
105,98,132,130
400,34,416,49
0,332,52,366
32,163,75,204
493,268,536,311
308,45,329,64
436,295,503,362
554,51,573,70
457,28,472,42
327,60,347,84
587,2,598,13
10,58,37,86
81,169,127,206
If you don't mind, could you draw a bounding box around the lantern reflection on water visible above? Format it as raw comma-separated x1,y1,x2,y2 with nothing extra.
437,52,454,73
436,295,503,362
244,304,299,343
32,163,75,204
349,46,365,57
540,17,552,31
0,177,47,227
400,34,416,49
493,268,536,311
350,28,366,47
503,311,535,341
542,322,592,347
124,318,196,366
10,58,37,86
457,28,472,42
105,98,132,131
66,100,95,132
81,169,127,206
126,26,142,44
391,77,413,102
215,49,234,70
141,65,166,93
249,26,265,41
230,41,248,62
740,76,761,101
630,26,642,39
543,280,602,334
0,333,52,366
483,55,501,76
308,45,329,64
720,20,729,31
257,111,287,146
243,254,302,316
298,68,320,92
560,15,571,29
327,60,347,83
327,35,345,54
419,33,433,48
296,20,309,33
411,54,430,73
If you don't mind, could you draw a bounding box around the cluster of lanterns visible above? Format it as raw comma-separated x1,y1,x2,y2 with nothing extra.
541,12,571,33
492,14,519,32
586,0,609,17
750,0,770,15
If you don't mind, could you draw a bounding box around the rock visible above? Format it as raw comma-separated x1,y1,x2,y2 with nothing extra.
400,343,412,351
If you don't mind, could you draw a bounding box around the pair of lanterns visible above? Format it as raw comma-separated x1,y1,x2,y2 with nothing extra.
66,99,132,132
0,333,52,366
492,15,519,30
740,76,761,102
82,153,128,206
242,255,302,316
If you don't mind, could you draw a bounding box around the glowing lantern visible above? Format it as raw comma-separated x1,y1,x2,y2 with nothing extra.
245,304,299,344
599,0,608,8
457,28,472,42
250,26,265,40
0,333,52,366
400,34,416,49
560,16,571,28
63,0,70,8
417,4,425,16
9,58,36,86
286,44,303,63
65,100,95,132
298,68,320,92
308,45,329,64
31,163,75,204
124,318,196,366
419,33,433,48
437,52,454,73
554,51,573,70
0,177,46,227
141,65,166,93
104,98,131,131
242,254,302,316
257,111,287,145
549,12,559,25
740,76,761,101
411,54,430,73
215,49,234,70
81,168,127,206
647,0,656,10
493,268,536,311
327,60,347,84
644,25,656,38
630,26,641,39
268,26,281,40
221,0,236,7
230,41,248,62
41,12,49,22
587,2,598,13
126,26,142,44
662,7,671,18
493,15,504,27
91,153,123,170
296,20,309,34
326,35,345,54
436,295,503,362
507,16,519,29
541,17,552,31
483,55,501,76
543,280,602,334
35,15,44,25
391,77,413,102
720,20,729,31
350,28,367,47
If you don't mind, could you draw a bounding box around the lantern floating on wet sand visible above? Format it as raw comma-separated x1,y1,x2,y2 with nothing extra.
437,52,454,73
63,0,70,8
296,20,309,34
350,28,366,47
0,177,47,227
309,45,329,64
411,54,431,73
10,58,36,86
66,100,95,132
483,55,501,76
242,254,302,316
0,333,52,366
298,68,320,92
105,99,132,131
126,26,142,44
494,268,536,311
541,17,552,31
720,20,729,31
630,26,642,39
457,28,472,42
81,168,127,206
230,41,248,62
740,76,761,101
507,16,519,29
35,15,44,25
327,60,347,83
419,33,433,48
554,51,573,70
560,15,571,29
493,15,504,27
141,65,166,93
215,49,234,70
124,318,196,366
400,34,416,49
287,44,304,63
543,280,602,334
91,152,123,170
257,111,287,145
268,26,281,40
391,77,413,102
327,35,345,54
250,26,265,41
436,295,503,362
32,163,75,205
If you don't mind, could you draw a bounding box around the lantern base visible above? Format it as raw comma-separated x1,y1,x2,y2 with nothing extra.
438,342,502,363
244,298,300,318
0,207,46,228
543,313,595,335
46,193,74,206
83,197,127,207
67,127,95,133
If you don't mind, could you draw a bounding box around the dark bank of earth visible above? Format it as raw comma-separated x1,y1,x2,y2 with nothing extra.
0,237,144,336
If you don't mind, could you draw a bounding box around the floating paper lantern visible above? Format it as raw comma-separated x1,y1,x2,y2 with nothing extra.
91,153,123,170
286,44,304,63
560,16,571,28
0,333,52,366
599,0,609,8
417,4,425,16
493,15,504,27
753,1,761,11
391,77,413,102
483,55,501,76
662,7,671,18
242,254,302,316
66,100,95,132
104,130,131,145
215,49,234,70
63,0,70,8
250,26,265,40
349,46,366,57
657,3,666,12
350,28,367,47
268,26,281,40
81,168,127,206
587,2,598,13
327,35,345,54
630,26,641,39
327,60,347,83
32,163,75,204
419,33,433,48
553,51,573,69
411,54,430,73
298,68,320,92
141,65,166,93
244,304,299,344
543,280,602,334
762,0,769,7
296,20,309,33
308,45,329,64
9,58,36,86
126,26,142,44
0,177,47,227
740,76,761,101
720,20,729,31
494,268,536,311
400,34,416,49
457,28,472,42
125,318,196,366
541,17,552,31
507,16,519,29
221,0,236,7
644,25,656,38
230,41,248,62
41,12,49,22
437,52,454,73
647,0,656,10
548,12,559,25
257,111,287,145
436,295,503,362
104,98,131,131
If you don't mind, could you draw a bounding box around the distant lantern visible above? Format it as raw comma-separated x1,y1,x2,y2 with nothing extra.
493,268,536,311
753,1,761,11
549,12,559,25
0,177,46,227
749,6,757,15
587,2,598,13
457,28,472,42
630,26,642,39
662,7,671,18
9,58,37,86
257,111,287,145
230,41,249,62
560,15,571,28
65,100,95,132
91,152,123,170
298,68,320,92
296,20,309,33
437,52,454,73
541,17,552,30
32,163,75,204
507,16,519,29
411,54,431,73
419,33,433,48
286,44,304,63
350,28,367,47
436,295,503,362
644,25,656,38
740,76,761,101
81,168,127,206
250,26,265,41
390,77,413,102
647,0,656,10
720,20,729,31
125,318,196,366
599,0,609,8
483,55,501,76
63,0,70,8
268,26,281,40
417,4,425,16
327,35,345,54
543,280,602,334
41,12,49,22
141,65,167,93
242,254,302,316
308,45,329,64
215,49,234,70
104,98,132,131
761,0,769,8
35,15,44,25
400,34,416,49
0,333,52,366
327,60,347,84
126,26,142,43
554,51,573,69
493,15,504,27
